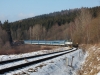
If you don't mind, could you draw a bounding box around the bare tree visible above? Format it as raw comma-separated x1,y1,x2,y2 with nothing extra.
0,38,3,49
0,26,10,49
74,8,92,44
32,24,42,40
0,26,8,44
80,8,92,43
16,28,21,40
41,27,46,40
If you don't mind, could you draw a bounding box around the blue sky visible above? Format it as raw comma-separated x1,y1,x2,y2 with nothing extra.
0,0,99,23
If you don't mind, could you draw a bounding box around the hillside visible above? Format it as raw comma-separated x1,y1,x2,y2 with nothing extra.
0,6,100,49
8,6,100,43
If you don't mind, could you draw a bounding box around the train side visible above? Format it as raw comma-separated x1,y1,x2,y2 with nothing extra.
24,40,73,46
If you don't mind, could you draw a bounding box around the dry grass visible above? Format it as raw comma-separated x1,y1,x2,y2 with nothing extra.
78,44,100,75
0,44,59,55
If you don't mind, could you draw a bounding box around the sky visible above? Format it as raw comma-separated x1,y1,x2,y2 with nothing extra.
0,0,100,23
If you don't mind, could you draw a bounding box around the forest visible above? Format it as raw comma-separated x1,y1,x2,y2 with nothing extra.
0,6,100,51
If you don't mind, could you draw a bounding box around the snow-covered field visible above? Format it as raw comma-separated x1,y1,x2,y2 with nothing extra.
0,47,86,75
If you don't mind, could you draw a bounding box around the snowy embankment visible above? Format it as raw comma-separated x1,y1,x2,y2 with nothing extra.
28,48,85,75
0,47,86,75
79,44,100,75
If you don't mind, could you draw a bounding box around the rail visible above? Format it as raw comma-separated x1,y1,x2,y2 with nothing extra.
0,48,77,74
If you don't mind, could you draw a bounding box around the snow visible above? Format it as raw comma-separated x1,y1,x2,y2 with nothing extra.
97,72,100,75
28,49,85,75
97,57,100,61
0,47,69,62
0,48,74,70
0,47,86,75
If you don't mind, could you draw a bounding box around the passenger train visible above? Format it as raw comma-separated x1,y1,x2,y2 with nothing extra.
24,40,73,46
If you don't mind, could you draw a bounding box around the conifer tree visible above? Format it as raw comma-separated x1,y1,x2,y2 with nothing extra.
3,20,13,45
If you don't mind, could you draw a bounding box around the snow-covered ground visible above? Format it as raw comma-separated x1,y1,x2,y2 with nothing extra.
0,47,69,62
0,47,86,75
79,45,100,75
97,72,100,75
29,49,85,75
0,48,73,70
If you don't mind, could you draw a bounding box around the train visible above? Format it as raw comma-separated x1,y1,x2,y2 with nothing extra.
13,40,79,48
24,40,73,46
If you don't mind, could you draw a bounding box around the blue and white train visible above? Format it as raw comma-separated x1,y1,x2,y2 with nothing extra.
24,40,73,46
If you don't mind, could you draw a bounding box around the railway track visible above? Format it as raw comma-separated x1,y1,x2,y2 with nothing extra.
0,48,72,64
0,48,77,74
